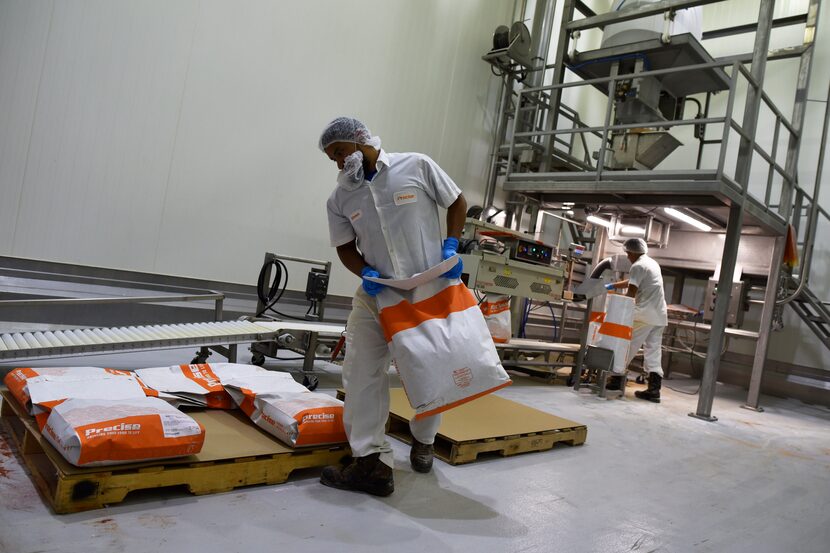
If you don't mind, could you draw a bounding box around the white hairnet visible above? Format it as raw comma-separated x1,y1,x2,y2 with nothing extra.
318,117,382,151
624,237,648,254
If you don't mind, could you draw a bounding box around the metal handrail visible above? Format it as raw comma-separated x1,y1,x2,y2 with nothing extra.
505,58,802,224
0,293,226,321
777,77,830,305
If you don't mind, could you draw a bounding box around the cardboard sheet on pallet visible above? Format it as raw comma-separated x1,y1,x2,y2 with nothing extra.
387,387,583,442
1,389,338,475
337,387,586,464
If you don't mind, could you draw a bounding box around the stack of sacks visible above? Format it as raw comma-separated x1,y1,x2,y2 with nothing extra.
222,371,346,447
42,397,205,467
134,363,265,409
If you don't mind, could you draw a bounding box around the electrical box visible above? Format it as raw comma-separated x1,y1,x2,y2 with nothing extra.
460,251,565,302
305,269,329,302
703,279,746,326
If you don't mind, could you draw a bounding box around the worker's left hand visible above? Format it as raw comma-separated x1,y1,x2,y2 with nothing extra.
605,283,615,291
441,237,463,279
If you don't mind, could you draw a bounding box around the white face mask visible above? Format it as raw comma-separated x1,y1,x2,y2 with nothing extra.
342,149,365,183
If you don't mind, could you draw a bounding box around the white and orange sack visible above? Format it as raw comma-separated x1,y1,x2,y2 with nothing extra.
594,294,635,374
479,294,512,343
376,275,511,420
4,367,139,414
222,371,346,447
134,363,261,409
18,371,150,430
42,396,205,467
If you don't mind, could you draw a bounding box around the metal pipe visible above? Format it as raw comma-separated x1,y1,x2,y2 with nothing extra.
0,293,224,307
527,0,557,88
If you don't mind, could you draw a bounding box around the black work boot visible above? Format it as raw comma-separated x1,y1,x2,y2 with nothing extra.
410,440,434,473
320,453,394,496
634,372,662,403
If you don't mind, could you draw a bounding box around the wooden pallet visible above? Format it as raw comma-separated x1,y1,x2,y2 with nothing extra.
0,390,349,513
338,388,587,465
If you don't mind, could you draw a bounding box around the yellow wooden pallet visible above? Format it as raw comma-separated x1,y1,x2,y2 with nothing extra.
338,388,587,465
0,389,348,513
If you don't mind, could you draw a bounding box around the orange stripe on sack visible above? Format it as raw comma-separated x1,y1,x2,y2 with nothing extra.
4,367,38,409
415,380,512,420
599,321,632,340
75,414,204,465
379,283,478,342
293,406,347,446
589,311,605,323
480,300,510,316
238,388,257,417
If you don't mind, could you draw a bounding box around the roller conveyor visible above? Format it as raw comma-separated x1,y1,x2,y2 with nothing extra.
0,320,346,363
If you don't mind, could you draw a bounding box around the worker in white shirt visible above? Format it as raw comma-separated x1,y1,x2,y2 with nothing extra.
605,237,668,402
319,116,467,496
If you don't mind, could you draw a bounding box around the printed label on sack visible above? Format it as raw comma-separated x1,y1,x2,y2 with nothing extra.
350,209,363,222
83,421,142,440
159,413,202,438
394,191,417,206
452,367,473,388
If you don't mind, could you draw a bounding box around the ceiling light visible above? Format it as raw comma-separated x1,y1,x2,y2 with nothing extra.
586,215,613,228
620,225,645,236
663,207,712,232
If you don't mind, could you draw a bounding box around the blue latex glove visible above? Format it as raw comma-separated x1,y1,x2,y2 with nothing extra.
361,266,385,296
605,283,615,291
441,237,463,279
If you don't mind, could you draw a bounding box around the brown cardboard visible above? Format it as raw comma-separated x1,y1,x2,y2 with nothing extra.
388,387,584,442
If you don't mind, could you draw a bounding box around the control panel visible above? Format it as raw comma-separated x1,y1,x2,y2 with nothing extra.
511,238,554,266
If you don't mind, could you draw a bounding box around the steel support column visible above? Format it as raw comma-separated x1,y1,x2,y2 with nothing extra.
743,235,786,411
691,0,775,422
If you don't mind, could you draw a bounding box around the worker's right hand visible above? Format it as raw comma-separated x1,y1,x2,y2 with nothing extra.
605,283,615,291
361,266,386,297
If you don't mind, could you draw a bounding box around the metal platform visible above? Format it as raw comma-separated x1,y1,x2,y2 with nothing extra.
568,33,731,97
503,171,788,235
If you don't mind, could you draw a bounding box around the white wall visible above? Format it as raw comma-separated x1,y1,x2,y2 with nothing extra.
0,0,512,296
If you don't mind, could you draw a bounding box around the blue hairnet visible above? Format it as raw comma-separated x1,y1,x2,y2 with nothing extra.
318,117,382,151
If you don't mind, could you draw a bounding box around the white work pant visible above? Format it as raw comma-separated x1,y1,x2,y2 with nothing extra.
625,322,665,377
342,286,442,468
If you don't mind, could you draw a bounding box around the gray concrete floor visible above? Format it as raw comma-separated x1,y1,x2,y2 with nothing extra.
1,346,829,553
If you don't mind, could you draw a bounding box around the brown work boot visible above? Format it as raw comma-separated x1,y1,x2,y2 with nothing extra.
410,440,434,473
634,372,662,403
320,453,394,497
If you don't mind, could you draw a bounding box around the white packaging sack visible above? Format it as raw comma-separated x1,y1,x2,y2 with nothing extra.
479,294,512,343
223,373,346,447
27,374,149,430
602,1,702,48
595,294,635,374
376,273,512,420
42,396,205,467
135,364,235,409
588,311,605,346
3,367,138,413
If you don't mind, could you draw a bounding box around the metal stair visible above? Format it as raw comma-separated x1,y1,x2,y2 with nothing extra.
787,285,830,349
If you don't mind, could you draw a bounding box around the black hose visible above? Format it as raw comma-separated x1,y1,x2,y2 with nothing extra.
255,259,307,320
